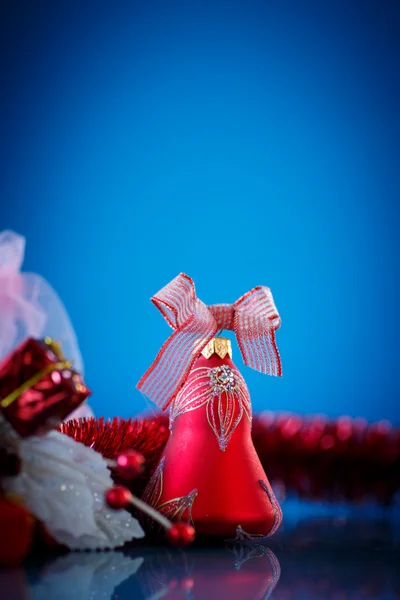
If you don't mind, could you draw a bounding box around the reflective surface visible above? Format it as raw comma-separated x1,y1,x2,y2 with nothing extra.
2,509,400,600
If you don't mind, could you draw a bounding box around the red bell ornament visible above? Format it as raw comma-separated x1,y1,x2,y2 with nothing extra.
138,273,283,538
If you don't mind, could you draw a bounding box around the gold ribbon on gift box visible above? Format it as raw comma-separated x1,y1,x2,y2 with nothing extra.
0,338,72,409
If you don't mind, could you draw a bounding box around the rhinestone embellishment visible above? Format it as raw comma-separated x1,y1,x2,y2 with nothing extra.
209,365,236,392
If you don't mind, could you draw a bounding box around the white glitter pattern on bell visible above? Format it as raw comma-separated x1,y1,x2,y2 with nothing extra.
169,364,252,451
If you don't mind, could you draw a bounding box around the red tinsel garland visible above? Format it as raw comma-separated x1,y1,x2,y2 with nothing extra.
60,416,169,497
59,413,400,505
252,413,400,505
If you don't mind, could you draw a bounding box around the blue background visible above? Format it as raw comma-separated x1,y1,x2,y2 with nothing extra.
1,1,398,423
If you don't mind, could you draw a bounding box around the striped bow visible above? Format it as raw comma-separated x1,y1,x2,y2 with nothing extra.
137,273,282,410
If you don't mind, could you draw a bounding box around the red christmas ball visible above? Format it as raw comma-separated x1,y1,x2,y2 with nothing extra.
166,522,195,547
116,450,145,479
0,496,34,566
105,485,132,510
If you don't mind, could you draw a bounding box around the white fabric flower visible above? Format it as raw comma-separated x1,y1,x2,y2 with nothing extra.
1,417,144,550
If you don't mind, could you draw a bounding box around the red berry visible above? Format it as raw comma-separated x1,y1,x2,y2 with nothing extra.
0,498,34,566
105,485,132,509
116,450,145,479
166,522,195,547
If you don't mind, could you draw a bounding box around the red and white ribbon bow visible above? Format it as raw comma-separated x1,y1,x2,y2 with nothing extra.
137,273,282,410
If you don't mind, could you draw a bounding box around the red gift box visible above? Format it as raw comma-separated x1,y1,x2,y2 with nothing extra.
0,338,91,437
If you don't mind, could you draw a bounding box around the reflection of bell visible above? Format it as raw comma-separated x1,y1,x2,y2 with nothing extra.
136,545,281,600
143,338,282,538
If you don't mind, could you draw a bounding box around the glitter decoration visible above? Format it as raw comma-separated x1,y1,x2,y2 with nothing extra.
259,479,283,536
170,365,251,451
225,479,282,544
142,456,165,508
142,455,197,527
157,489,198,525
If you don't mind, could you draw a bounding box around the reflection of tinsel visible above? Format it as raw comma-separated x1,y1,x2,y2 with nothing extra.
60,413,400,505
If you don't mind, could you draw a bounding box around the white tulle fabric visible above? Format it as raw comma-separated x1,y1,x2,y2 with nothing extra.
0,230,83,370
0,415,144,550
0,229,92,419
